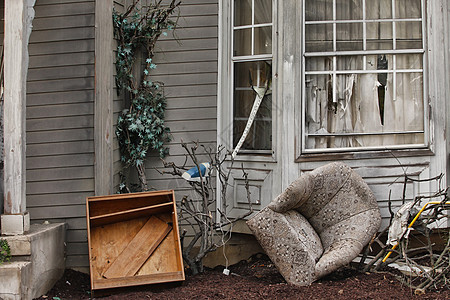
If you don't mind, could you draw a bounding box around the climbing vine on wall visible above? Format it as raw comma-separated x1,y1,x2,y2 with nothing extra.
114,0,180,191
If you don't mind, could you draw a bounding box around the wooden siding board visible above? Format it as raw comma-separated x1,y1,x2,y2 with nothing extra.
27,166,94,182
33,2,95,18
32,14,95,30
29,27,95,43
154,50,217,63
27,90,94,106
151,72,217,86
167,96,217,109
27,77,94,94
27,179,94,195
27,128,94,144
27,115,94,132
26,141,94,157
160,26,217,40
27,103,94,119
27,154,94,170
29,40,95,56
176,15,218,28
27,193,93,207
178,4,218,17
28,65,95,81
29,52,95,68
164,84,217,97
151,61,218,75
156,38,217,52
164,107,216,121
28,205,87,220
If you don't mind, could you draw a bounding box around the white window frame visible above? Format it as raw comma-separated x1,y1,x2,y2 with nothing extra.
218,0,277,161
300,0,429,154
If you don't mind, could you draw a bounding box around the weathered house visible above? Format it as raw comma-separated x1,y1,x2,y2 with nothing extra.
0,0,449,294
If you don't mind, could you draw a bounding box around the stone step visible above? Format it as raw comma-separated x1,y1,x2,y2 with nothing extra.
0,223,65,300
0,261,32,300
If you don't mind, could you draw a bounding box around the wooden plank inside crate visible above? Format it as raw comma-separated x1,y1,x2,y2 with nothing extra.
137,213,180,275
89,202,173,227
88,191,173,218
102,216,172,279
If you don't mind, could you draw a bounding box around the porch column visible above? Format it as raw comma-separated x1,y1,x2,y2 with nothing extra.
1,0,35,235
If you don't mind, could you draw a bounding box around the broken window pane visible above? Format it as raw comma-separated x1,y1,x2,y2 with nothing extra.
303,0,425,151
233,61,272,150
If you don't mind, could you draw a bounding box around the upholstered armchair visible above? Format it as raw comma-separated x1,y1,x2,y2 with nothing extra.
247,162,381,286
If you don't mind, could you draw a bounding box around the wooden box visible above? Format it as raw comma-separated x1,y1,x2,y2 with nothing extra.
86,190,185,291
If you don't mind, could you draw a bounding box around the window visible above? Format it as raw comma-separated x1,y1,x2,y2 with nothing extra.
232,0,273,152
302,0,426,152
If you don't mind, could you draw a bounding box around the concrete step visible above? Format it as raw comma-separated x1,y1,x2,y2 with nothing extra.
0,261,32,300
0,223,65,300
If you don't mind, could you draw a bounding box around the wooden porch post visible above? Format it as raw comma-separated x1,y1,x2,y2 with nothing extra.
94,0,114,196
1,0,35,235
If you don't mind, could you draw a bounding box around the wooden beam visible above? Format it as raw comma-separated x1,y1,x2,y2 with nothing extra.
94,0,114,196
3,0,33,214
2,0,35,234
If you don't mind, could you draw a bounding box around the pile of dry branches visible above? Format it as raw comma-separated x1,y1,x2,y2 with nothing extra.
360,174,449,294
158,141,253,275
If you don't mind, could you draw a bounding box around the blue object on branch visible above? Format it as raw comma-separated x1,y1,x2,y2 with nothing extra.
182,163,210,182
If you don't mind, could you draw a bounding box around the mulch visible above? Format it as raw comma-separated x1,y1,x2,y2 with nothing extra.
35,254,449,300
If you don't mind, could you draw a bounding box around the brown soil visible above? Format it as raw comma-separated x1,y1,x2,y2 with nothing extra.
35,254,449,300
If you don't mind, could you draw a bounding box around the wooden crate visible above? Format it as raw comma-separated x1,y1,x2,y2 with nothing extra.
86,190,185,291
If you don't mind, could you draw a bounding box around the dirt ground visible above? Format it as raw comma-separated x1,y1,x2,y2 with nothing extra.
35,254,449,300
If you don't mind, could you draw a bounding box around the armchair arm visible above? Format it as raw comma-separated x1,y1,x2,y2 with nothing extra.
268,173,314,213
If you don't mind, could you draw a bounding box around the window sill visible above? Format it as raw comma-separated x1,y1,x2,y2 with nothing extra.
296,148,434,163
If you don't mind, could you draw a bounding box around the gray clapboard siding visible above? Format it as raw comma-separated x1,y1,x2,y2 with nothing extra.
27,78,94,94
27,166,94,182
30,27,95,43
177,15,218,28
28,204,87,220
28,65,95,81
27,154,94,170
32,14,95,30
27,193,93,207
166,96,217,109
155,49,218,63
29,52,95,68
27,128,93,144
157,38,218,52
27,90,94,106
27,103,94,119
29,40,95,56
27,115,94,131
33,2,94,18
152,61,218,75
25,0,96,269
26,141,94,157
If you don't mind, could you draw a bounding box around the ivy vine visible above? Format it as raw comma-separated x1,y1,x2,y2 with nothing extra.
0,239,11,265
113,0,180,191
